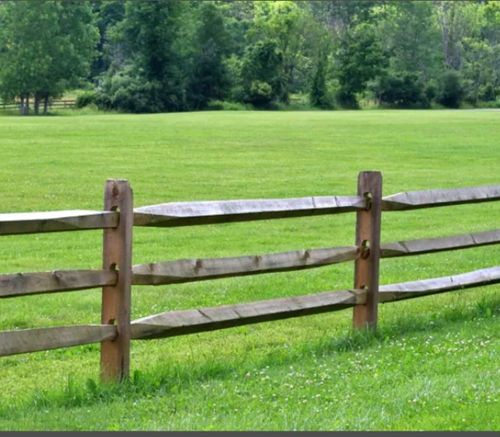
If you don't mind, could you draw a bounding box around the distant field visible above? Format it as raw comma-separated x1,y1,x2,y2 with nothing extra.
0,110,498,430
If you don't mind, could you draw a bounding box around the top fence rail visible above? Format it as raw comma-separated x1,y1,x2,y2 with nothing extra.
381,185,500,211
133,195,366,227
133,184,500,228
2,184,499,235
0,210,119,236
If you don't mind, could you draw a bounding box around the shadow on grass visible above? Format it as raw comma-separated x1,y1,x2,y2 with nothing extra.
2,292,498,416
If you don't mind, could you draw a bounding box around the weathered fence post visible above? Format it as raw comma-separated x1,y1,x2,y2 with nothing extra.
101,179,133,382
353,171,382,329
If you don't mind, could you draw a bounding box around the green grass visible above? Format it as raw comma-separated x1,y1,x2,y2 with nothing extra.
0,109,498,430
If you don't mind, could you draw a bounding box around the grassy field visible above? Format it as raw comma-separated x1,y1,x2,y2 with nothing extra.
0,109,498,430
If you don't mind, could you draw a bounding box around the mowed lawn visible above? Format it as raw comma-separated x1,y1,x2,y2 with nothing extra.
0,109,498,430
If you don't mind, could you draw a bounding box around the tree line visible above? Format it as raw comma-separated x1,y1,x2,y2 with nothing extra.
0,0,499,114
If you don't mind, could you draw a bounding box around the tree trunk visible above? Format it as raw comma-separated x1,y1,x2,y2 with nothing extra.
438,2,461,70
43,95,49,114
19,96,25,115
25,95,30,115
34,95,40,115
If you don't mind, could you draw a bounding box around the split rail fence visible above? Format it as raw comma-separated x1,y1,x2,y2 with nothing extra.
0,172,499,382
0,99,76,111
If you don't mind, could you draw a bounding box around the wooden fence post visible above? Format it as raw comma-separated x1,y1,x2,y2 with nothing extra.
353,171,382,329
101,179,133,382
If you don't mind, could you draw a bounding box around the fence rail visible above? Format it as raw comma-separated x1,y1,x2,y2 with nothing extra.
0,99,76,111
0,269,117,298
0,210,118,235
0,174,498,383
381,185,500,210
134,195,365,227
378,265,500,302
0,325,116,357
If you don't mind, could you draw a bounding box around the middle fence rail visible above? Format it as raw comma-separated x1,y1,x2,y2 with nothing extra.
0,172,499,383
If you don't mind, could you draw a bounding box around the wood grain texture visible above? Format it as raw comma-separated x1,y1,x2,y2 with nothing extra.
379,266,500,303
101,180,133,383
132,246,357,285
131,289,367,340
133,195,365,227
0,269,117,298
380,229,500,258
131,229,500,286
382,185,500,211
0,325,117,356
0,210,118,235
353,171,382,329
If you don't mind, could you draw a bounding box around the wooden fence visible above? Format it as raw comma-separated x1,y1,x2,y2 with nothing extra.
1,173,499,383
0,99,76,111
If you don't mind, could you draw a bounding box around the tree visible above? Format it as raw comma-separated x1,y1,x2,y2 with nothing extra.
248,1,319,103
334,22,386,108
0,0,98,115
435,1,483,71
188,2,231,109
377,2,441,81
97,0,187,112
241,39,284,108
461,2,500,103
90,0,125,80
308,0,381,39
438,70,464,108
370,72,430,108
310,51,331,108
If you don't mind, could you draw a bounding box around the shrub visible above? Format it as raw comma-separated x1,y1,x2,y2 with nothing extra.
245,80,274,108
372,73,429,108
95,68,166,113
438,70,464,108
206,100,224,110
75,91,96,108
205,100,251,111
241,40,285,107
479,83,497,102
336,88,359,109
424,81,437,103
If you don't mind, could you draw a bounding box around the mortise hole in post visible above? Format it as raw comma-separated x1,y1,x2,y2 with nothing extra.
109,263,117,271
363,191,373,210
360,240,371,259
109,206,121,228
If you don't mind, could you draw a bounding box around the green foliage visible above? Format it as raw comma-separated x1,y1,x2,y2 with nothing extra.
2,1,500,112
90,0,126,78
0,0,98,114
438,70,464,108
75,91,97,108
205,100,251,111
187,2,231,109
371,72,430,108
96,0,187,112
247,80,274,109
379,2,441,80
309,56,332,109
95,66,164,113
335,23,387,108
248,1,321,103
241,40,284,108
